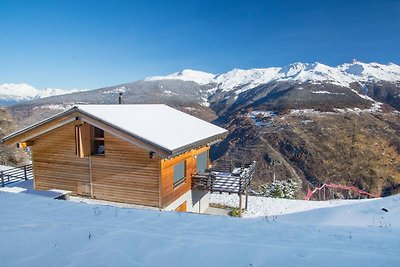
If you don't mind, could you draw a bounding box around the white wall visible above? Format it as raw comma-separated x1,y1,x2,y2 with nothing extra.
191,190,210,213
163,190,210,213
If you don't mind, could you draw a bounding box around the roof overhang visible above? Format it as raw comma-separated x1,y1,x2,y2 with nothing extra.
169,132,227,157
2,107,80,145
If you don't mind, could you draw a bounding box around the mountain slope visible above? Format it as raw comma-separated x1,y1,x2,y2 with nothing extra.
0,108,30,166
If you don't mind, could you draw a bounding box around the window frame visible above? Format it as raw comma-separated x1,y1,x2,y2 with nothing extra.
91,126,105,156
173,160,186,187
196,151,208,174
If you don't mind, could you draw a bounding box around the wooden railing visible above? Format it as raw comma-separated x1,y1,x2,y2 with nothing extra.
192,161,256,194
1,164,33,187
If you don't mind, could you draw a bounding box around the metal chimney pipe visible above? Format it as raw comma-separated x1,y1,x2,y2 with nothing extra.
118,92,123,104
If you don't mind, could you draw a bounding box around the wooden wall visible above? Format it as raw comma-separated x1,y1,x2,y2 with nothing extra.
91,131,160,206
33,123,90,193
160,146,209,208
32,122,160,207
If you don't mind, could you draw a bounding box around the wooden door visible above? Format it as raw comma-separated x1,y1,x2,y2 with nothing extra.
77,181,91,196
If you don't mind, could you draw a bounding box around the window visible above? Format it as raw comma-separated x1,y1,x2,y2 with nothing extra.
173,161,186,187
75,123,105,158
196,151,208,174
92,126,105,155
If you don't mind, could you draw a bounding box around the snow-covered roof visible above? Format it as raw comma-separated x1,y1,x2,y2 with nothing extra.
3,104,227,156
77,104,227,153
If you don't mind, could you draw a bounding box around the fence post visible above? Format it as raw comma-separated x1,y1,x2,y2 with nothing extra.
238,175,243,217
238,192,242,217
1,171,4,187
24,165,27,180
245,186,249,210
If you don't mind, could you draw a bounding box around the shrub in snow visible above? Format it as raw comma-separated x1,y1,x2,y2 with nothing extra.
260,179,298,199
229,207,243,217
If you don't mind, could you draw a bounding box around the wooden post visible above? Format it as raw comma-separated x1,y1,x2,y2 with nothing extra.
245,186,249,210
238,174,243,217
1,171,4,187
318,184,321,200
24,165,27,180
239,192,242,217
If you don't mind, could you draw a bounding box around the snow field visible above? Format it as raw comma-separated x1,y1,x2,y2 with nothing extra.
0,191,399,267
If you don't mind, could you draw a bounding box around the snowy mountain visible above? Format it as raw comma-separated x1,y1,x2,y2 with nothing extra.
5,61,399,107
0,83,86,105
145,69,216,85
146,61,400,94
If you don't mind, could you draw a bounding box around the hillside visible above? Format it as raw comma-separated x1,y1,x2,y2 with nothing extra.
4,61,400,197
212,109,400,196
0,191,399,266
0,108,29,166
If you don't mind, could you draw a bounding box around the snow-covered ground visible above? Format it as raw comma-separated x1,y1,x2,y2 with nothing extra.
210,193,373,218
0,191,399,267
0,165,14,171
70,196,160,211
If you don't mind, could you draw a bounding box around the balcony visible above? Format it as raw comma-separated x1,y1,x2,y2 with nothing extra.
191,161,256,194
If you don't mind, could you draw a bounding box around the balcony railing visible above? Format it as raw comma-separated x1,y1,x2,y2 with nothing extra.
192,161,256,194
1,164,33,187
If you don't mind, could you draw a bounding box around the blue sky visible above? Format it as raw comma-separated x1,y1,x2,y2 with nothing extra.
1,0,399,90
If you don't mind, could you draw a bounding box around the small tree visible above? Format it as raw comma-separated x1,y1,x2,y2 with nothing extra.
260,179,298,199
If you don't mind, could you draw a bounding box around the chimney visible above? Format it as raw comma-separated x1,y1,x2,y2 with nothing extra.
118,92,123,104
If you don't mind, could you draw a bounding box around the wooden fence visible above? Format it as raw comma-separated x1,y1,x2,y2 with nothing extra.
1,164,33,187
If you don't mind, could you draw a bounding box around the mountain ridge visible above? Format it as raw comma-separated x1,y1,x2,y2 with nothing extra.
145,61,400,94
0,83,87,105
2,60,399,106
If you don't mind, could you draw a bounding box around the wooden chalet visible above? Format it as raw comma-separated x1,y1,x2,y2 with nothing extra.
3,104,228,213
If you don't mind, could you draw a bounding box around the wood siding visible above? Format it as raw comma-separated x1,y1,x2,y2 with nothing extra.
90,131,160,206
32,122,160,207
32,123,90,193
160,146,210,208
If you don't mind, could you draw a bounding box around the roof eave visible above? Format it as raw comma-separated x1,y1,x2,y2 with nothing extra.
169,131,228,157
2,107,79,145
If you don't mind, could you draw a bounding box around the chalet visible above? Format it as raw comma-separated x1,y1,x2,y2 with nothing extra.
2,104,229,213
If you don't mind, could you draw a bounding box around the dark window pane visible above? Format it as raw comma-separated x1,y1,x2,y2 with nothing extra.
196,151,208,173
93,140,105,155
92,126,105,155
94,127,104,138
174,161,186,184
